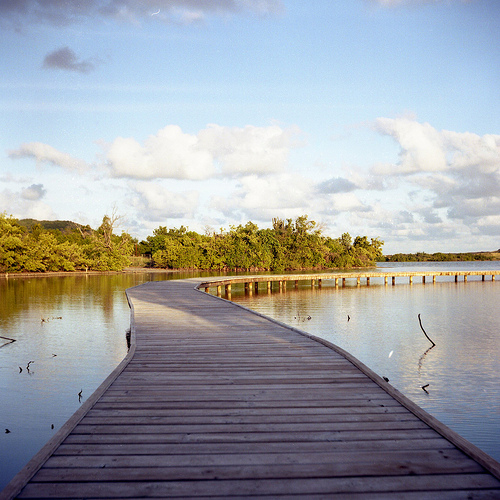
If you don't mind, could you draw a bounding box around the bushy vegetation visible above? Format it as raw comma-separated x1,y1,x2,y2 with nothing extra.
0,213,133,273
142,215,384,271
384,251,495,262
1,213,384,273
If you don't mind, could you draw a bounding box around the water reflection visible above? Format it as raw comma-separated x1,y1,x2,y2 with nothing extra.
0,269,236,490
0,272,170,490
1,264,499,490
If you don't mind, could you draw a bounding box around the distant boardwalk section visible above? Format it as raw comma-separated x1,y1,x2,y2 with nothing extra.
2,277,500,499
199,270,499,297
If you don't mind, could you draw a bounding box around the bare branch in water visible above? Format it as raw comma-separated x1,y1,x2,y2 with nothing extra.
0,336,16,348
418,314,435,347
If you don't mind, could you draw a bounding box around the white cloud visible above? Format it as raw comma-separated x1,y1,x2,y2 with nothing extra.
370,116,500,228
8,142,88,173
372,117,447,175
199,124,297,176
0,187,55,220
21,183,46,201
322,192,371,215
106,123,299,180
476,215,500,238
130,180,199,221
106,126,214,180
211,173,314,221
373,117,500,176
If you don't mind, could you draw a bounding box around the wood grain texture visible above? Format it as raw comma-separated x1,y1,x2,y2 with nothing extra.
2,278,499,499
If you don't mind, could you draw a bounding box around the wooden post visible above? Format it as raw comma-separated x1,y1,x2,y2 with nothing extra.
392,276,396,286
384,276,388,285
356,277,360,286
267,281,272,292
409,276,413,284
433,275,436,283
295,280,299,289
205,286,210,293
342,278,346,287
311,279,315,287
455,275,458,283
225,284,231,294
482,275,485,281
318,279,322,288
464,275,467,282
217,285,222,297
493,275,496,281
335,278,339,287
422,276,426,284
279,280,283,292
254,282,259,293
366,277,370,286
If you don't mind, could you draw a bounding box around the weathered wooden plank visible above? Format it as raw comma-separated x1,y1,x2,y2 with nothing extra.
4,278,499,500
91,397,401,409
44,448,463,469
59,428,444,445
32,453,484,482
52,437,457,456
17,474,500,499
80,412,421,426
85,405,410,417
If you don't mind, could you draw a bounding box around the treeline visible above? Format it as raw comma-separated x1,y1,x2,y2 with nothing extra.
385,252,495,262
1,213,384,273
0,213,133,272
140,216,384,271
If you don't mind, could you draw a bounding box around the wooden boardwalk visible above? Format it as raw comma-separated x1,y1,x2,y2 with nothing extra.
2,278,500,499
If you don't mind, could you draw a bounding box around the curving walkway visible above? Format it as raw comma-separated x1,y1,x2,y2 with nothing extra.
2,278,500,499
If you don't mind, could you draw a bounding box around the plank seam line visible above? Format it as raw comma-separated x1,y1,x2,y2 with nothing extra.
192,281,500,480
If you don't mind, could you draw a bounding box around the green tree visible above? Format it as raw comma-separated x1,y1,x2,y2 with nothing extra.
0,214,27,272
84,214,133,271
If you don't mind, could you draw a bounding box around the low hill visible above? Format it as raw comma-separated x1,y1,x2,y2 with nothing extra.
18,219,86,234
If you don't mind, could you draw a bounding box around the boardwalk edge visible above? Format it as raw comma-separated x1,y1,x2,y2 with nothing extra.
0,291,138,500
194,283,500,481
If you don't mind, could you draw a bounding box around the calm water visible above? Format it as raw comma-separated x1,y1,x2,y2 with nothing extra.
231,261,500,464
0,271,193,490
0,263,499,490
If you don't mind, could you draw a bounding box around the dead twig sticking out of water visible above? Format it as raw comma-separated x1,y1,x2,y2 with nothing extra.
0,336,16,348
422,384,430,394
78,389,83,403
26,360,34,373
418,314,436,347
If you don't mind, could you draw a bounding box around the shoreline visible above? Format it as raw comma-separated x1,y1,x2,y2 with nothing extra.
0,267,182,279
2,258,499,280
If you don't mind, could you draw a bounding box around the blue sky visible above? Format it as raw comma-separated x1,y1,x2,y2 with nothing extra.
1,0,499,253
